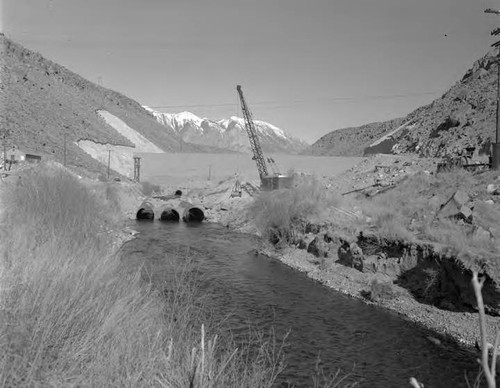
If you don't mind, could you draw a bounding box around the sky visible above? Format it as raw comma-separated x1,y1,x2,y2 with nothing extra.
1,0,499,143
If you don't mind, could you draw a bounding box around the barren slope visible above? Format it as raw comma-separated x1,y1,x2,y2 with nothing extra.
303,118,405,156
306,50,498,157
0,34,218,176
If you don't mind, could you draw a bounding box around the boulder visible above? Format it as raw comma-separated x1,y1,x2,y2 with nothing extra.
361,255,409,278
307,236,329,258
487,184,499,195
369,279,397,301
337,242,364,271
472,226,492,246
453,190,470,207
305,222,321,234
438,190,472,221
459,205,473,221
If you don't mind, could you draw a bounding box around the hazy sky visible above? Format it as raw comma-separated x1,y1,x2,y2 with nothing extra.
2,0,499,143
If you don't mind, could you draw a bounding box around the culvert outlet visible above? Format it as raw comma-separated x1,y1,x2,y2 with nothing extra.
183,207,205,222
160,207,180,222
136,201,155,220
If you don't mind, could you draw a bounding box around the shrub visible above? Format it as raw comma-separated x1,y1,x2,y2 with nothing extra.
249,176,340,246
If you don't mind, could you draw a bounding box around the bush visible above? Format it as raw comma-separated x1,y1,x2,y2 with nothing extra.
0,165,286,387
249,175,340,246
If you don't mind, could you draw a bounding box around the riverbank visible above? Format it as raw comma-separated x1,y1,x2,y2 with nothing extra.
260,245,500,351
189,154,500,355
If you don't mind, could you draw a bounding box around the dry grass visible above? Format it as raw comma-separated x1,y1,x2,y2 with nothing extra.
249,175,341,246
0,165,286,387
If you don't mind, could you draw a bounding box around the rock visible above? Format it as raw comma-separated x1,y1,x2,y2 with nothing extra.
453,190,469,207
459,205,472,221
438,190,472,222
438,299,456,311
305,222,321,234
369,279,396,301
429,195,443,208
361,254,408,278
477,68,488,79
307,236,329,258
337,241,364,271
297,239,308,250
487,184,499,195
485,199,495,205
350,242,364,269
439,260,500,316
472,226,492,245
426,336,442,346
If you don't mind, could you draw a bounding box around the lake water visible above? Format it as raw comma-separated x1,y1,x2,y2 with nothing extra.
134,153,362,186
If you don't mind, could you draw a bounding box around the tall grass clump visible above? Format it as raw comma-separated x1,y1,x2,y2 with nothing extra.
249,175,340,246
0,165,285,387
359,170,477,242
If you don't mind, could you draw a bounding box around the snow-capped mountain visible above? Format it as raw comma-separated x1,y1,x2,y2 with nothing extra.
143,106,308,154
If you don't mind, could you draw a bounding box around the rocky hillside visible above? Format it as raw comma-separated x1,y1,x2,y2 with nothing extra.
302,118,405,156
0,34,218,176
145,107,308,154
306,50,499,158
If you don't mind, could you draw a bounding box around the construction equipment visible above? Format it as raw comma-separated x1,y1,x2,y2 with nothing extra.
230,177,242,198
236,85,293,190
437,146,491,173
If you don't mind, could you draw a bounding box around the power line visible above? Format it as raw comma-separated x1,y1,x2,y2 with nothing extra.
148,90,443,110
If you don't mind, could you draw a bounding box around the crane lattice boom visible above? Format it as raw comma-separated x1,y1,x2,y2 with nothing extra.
236,85,269,178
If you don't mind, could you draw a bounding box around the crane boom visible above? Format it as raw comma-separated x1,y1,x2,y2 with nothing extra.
236,85,269,178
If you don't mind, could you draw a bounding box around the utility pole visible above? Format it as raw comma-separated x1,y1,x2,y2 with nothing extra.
107,150,111,180
485,8,500,170
2,130,6,170
133,156,141,182
63,129,67,167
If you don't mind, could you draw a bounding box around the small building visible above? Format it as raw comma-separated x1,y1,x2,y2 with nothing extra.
2,147,42,168
24,154,42,163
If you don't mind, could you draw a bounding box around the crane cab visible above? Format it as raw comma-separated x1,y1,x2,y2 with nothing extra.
260,174,294,191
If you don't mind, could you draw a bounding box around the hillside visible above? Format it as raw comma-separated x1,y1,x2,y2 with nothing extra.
0,34,218,177
306,50,498,157
145,107,308,154
302,118,405,156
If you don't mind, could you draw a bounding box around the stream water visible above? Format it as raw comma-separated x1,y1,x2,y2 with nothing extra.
120,221,481,387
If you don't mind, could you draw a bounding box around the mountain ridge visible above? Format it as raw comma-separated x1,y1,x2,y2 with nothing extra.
144,106,308,154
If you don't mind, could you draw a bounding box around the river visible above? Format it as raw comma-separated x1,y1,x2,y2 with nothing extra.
120,221,480,387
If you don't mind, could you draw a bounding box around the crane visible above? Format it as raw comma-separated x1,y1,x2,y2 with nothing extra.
236,85,292,190
236,85,269,179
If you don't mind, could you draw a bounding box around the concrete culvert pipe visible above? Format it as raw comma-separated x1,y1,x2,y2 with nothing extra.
183,207,205,222
136,201,155,220
160,207,180,222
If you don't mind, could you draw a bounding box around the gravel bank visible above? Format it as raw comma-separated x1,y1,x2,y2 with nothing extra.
260,246,500,352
